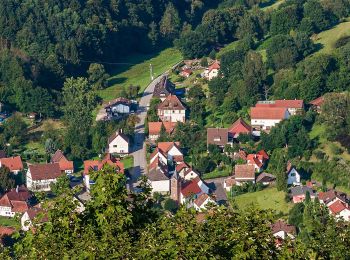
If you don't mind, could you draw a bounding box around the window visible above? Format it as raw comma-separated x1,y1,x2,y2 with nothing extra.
290,173,295,177
113,145,118,147
214,137,221,141
172,110,175,113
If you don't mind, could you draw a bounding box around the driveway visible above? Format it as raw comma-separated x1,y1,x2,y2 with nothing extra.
128,75,164,185
205,177,228,205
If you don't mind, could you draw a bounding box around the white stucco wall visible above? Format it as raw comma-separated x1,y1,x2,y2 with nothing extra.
150,180,170,193
109,135,129,154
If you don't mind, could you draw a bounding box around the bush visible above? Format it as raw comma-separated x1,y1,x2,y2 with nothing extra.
334,35,350,49
163,198,178,214
313,150,326,160
330,143,343,155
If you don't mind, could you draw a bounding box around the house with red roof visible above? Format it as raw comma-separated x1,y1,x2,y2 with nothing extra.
0,186,31,217
328,200,350,221
247,154,265,172
180,177,210,204
250,106,290,136
179,68,192,78
147,158,170,193
194,193,215,211
203,60,220,80
256,99,304,115
0,226,15,246
148,121,176,141
21,206,48,231
271,220,296,240
234,164,256,185
157,94,186,123
0,156,23,174
309,96,324,113
318,189,348,207
26,163,63,192
156,142,183,164
83,154,124,191
51,150,74,174
228,118,251,139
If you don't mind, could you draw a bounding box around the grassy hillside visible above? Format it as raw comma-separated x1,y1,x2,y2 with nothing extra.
232,187,292,214
313,19,350,54
98,48,183,101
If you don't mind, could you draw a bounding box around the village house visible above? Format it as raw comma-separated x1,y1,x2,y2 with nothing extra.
157,94,186,123
286,162,301,186
147,159,170,193
179,68,192,78
271,220,297,240
107,130,129,155
103,97,132,118
309,96,324,113
51,150,74,174
234,164,256,186
148,121,176,141
203,60,220,80
153,76,175,101
246,150,269,172
179,177,210,205
0,186,31,217
256,172,276,185
156,142,183,164
0,156,23,174
21,206,48,232
256,99,304,116
250,106,290,136
318,190,348,206
194,193,215,211
228,118,251,139
207,128,229,149
290,186,316,203
83,154,124,191
328,200,350,221
26,163,62,192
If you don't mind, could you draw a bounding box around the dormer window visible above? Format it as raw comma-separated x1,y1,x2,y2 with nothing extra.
214,137,221,141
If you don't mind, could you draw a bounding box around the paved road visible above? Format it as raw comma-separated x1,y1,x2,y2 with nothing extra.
205,177,228,205
128,75,164,184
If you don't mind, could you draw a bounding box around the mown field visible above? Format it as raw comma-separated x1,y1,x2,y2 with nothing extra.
232,187,292,214
98,48,183,101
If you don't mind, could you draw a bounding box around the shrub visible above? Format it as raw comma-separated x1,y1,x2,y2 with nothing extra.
163,198,178,214
334,35,350,49
313,150,325,160
330,143,343,155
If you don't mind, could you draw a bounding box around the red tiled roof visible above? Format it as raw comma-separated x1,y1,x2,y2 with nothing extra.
11,200,28,213
176,162,190,173
207,128,228,146
271,220,296,235
0,194,11,207
28,163,62,181
234,164,255,179
228,118,251,137
158,142,180,154
0,156,23,171
0,226,15,237
247,154,264,168
173,155,184,163
83,156,124,175
225,177,236,187
329,200,349,215
257,150,269,160
194,193,210,208
238,150,247,160
181,178,202,197
318,190,337,203
208,61,220,72
250,107,288,120
255,100,303,109
157,94,186,110
6,186,31,201
51,150,74,171
309,96,324,106
181,68,192,74
148,122,176,135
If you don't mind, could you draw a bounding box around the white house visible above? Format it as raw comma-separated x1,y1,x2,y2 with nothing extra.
157,94,186,123
104,97,131,115
234,164,256,186
271,220,296,240
255,100,304,116
194,193,215,211
108,130,129,155
328,200,350,221
150,148,168,166
203,61,220,80
250,107,290,136
180,177,210,204
157,142,183,163
147,161,170,193
21,207,47,231
26,163,62,192
0,186,31,217
287,165,301,186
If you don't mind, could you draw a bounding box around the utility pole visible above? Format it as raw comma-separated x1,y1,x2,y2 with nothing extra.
149,64,154,81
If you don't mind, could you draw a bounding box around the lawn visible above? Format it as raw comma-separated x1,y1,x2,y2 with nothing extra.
0,216,20,228
98,48,183,101
313,19,350,54
232,187,292,214
217,40,240,59
202,166,231,180
260,0,285,11
121,155,134,170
